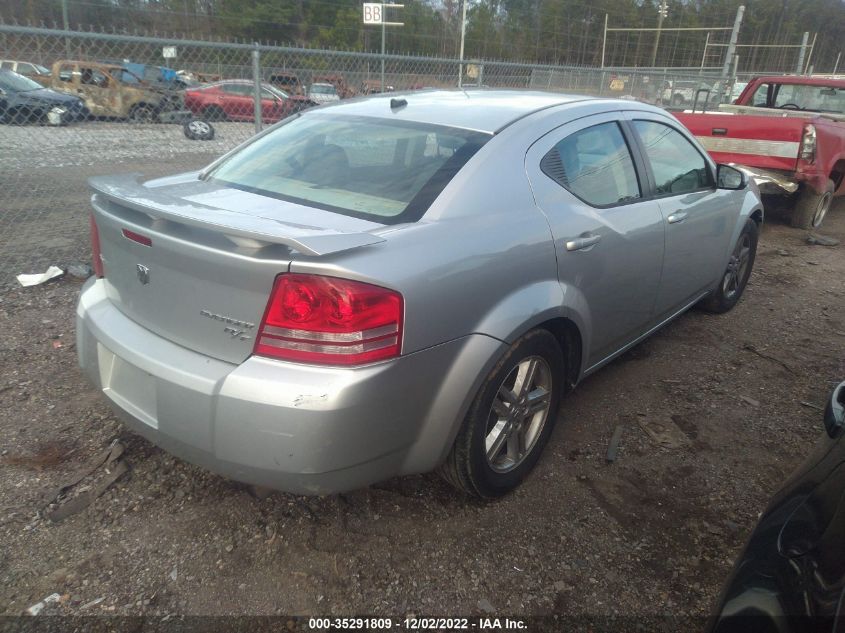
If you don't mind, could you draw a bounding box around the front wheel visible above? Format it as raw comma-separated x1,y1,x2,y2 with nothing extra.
791,179,835,229
439,329,564,499
699,218,758,314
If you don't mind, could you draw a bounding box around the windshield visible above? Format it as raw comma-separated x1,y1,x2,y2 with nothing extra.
205,113,490,224
311,84,336,95
109,68,143,84
0,70,43,92
263,84,289,99
773,83,845,113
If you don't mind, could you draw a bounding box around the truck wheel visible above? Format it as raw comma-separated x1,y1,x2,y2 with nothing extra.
183,118,215,141
791,179,835,229
699,218,758,314
671,94,685,107
438,329,564,499
129,104,156,123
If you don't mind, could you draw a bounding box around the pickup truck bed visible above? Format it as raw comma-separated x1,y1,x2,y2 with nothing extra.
674,75,845,229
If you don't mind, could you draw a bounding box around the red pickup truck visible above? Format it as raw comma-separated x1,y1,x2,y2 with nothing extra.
675,76,845,228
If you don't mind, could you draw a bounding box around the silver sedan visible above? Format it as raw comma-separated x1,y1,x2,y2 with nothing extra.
77,90,763,498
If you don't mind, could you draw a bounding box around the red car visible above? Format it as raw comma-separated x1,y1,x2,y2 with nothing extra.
183,80,315,123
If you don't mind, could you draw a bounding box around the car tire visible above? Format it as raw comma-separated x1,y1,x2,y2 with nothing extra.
439,329,564,499
791,179,835,229
129,104,157,123
183,118,215,141
672,94,685,107
699,218,758,314
202,105,227,122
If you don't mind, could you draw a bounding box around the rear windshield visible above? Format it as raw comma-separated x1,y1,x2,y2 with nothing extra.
772,83,845,114
0,70,42,92
205,113,490,224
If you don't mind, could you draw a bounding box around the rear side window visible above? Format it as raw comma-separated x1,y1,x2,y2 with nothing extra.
750,83,770,106
540,121,641,207
633,120,712,195
58,64,74,82
222,84,250,95
205,113,490,224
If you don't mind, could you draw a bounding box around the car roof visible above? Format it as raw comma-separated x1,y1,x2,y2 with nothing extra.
753,75,845,87
317,89,592,134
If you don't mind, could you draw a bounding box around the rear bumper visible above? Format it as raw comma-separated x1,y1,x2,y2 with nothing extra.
76,278,503,494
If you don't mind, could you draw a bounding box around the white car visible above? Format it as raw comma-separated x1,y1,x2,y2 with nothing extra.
0,59,50,78
308,82,340,104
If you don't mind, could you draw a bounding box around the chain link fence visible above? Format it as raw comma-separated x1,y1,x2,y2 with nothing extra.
0,24,731,283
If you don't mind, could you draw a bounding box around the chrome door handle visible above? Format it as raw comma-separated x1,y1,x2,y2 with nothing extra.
565,234,601,251
667,211,688,224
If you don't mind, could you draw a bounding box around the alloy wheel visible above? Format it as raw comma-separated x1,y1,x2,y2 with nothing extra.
485,356,553,473
722,232,752,299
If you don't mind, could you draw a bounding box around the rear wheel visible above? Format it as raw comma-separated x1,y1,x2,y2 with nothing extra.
791,179,835,229
699,218,758,313
129,104,157,123
439,329,564,499
202,105,227,122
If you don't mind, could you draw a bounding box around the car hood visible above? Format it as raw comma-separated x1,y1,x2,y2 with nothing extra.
12,88,82,107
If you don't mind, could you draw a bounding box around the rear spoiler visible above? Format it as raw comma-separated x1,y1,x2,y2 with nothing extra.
89,173,386,257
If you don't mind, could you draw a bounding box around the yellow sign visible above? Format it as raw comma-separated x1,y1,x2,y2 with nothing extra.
609,78,625,91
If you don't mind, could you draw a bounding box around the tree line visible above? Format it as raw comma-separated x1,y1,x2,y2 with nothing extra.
4,0,844,72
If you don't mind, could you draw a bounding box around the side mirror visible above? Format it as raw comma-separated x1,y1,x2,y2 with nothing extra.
717,164,747,190
823,381,845,438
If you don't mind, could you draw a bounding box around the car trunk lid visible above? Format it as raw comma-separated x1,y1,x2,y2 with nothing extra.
90,172,386,365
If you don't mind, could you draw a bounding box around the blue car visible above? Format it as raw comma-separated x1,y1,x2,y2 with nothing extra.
0,69,87,124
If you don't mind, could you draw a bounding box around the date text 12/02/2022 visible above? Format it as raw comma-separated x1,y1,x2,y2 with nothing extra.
307,617,527,630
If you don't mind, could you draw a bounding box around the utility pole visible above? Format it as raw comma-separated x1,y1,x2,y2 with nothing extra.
600,13,608,69
717,5,744,104
803,32,817,75
796,31,809,74
649,0,668,68
721,5,744,77
363,4,404,92
61,0,71,57
458,0,468,87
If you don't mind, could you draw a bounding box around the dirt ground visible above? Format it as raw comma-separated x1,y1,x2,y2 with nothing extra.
1,199,844,625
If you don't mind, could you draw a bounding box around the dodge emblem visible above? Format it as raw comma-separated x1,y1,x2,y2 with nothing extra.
136,264,150,285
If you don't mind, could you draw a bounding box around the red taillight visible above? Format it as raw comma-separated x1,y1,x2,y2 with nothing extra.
90,214,104,278
255,274,403,366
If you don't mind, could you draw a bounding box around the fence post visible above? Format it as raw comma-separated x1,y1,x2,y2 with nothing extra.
252,43,262,134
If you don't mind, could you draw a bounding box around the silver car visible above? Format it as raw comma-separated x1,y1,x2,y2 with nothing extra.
77,90,762,498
